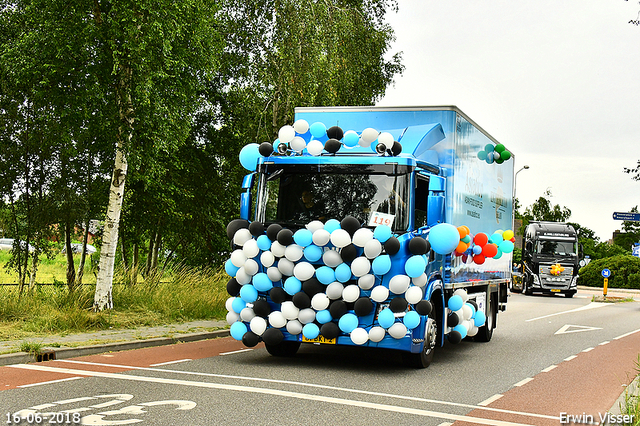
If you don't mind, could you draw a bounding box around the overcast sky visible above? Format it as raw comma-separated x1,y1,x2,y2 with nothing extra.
377,0,640,242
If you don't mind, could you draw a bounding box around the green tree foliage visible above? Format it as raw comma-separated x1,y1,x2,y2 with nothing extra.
578,255,640,289
523,189,571,223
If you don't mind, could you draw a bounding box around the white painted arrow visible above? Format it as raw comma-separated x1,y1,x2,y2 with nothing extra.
555,324,603,335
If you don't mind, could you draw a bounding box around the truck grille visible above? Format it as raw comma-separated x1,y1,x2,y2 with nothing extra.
539,264,574,287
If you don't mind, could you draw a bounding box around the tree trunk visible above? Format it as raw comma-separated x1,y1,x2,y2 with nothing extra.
145,232,155,277
64,221,76,291
75,221,90,287
151,229,161,273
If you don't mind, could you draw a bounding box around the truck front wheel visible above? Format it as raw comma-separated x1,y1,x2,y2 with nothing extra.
403,311,437,368
265,341,301,357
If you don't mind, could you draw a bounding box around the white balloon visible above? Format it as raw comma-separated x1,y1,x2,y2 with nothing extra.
342,284,360,303
233,228,253,246
230,249,247,268
284,244,304,262
412,273,428,288
293,262,315,281
461,304,474,321
307,139,324,156
378,132,395,149
352,228,374,247
260,251,275,268
360,128,379,145
326,282,344,300
281,301,300,320
330,229,351,248
368,326,386,342
242,239,259,259
312,229,331,246
277,258,295,277
278,125,296,143
290,136,307,152
363,239,382,259
388,322,408,339
268,311,287,328
358,274,376,290
293,119,309,134
298,308,316,324
225,297,235,312
243,258,259,276
493,151,501,160
235,267,251,285
226,311,239,325
370,285,390,302
250,316,267,336
311,293,330,311
351,256,371,277
322,249,342,268
286,319,303,335
405,286,424,304
389,275,411,295
266,266,282,282
240,307,255,322
467,324,478,337
306,220,325,233
270,241,286,258
453,289,469,303
350,328,369,345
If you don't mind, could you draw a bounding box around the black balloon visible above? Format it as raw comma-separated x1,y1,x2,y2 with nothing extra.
324,138,342,154
226,219,250,240
447,312,459,327
448,330,462,344
292,292,311,309
340,244,358,263
248,221,265,237
326,126,344,140
266,224,282,241
242,331,261,347
320,322,340,339
277,228,294,246
329,300,348,319
389,297,408,313
408,237,429,255
467,299,478,310
226,278,242,296
302,278,324,297
340,216,360,236
391,141,402,156
384,237,400,255
354,297,373,316
415,300,432,316
259,141,274,157
252,299,271,317
262,328,284,346
269,287,288,304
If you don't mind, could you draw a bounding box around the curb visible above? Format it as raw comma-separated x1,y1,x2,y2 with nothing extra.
608,373,640,419
0,329,230,367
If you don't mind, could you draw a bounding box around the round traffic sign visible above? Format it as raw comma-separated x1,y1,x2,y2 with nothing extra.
601,268,611,278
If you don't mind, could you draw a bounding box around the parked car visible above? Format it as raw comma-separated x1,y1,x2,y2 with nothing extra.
61,243,97,254
0,238,35,252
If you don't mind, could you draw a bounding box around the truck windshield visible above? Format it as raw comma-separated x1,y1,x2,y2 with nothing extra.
535,240,578,256
255,164,410,232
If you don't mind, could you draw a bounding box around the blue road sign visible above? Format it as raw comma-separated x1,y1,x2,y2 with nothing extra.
601,268,611,278
613,212,640,221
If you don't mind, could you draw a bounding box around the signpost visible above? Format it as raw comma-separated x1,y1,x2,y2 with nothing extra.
612,212,640,221
601,268,611,298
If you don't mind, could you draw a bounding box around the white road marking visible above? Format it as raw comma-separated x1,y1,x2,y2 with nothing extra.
554,324,602,335
478,394,503,406
149,359,191,366
526,302,609,322
582,347,594,352
219,348,253,356
513,378,534,387
564,355,577,362
599,341,610,346
541,365,557,373
11,363,559,424
17,377,83,388
614,328,640,340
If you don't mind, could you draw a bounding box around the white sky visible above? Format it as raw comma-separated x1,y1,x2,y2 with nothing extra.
377,0,640,242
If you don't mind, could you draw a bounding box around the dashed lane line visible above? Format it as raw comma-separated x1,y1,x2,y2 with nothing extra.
149,359,192,367
541,365,556,373
513,378,534,387
478,394,503,406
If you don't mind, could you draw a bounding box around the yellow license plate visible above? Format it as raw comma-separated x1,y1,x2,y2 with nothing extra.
302,335,336,344
550,289,561,292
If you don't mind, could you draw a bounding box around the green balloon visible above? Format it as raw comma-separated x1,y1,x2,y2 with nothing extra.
500,150,511,161
495,157,504,164
495,144,505,153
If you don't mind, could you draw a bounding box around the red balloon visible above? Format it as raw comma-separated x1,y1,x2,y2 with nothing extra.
510,237,516,243
473,233,488,246
482,243,498,258
473,254,486,264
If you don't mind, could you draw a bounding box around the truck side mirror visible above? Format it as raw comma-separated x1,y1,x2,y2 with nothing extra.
240,173,255,220
525,241,533,254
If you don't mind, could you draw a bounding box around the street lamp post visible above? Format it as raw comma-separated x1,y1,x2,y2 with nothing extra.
512,165,529,239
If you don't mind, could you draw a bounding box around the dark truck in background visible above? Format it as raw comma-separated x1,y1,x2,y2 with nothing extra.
516,221,582,297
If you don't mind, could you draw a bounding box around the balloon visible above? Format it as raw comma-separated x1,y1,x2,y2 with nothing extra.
339,244,358,264
370,285,389,303
320,322,340,339
323,249,342,268
477,151,487,161
326,282,344,300
227,218,250,240
340,216,360,236
231,297,246,314
502,230,514,241
312,229,331,247
315,309,332,324
389,275,411,294
302,278,324,296
270,241,286,258
235,266,251,285
302,323,320,339
252,273,273,292
324,138,341,154
448,294,464,311
253,300,271,317
262,328,284,346
256,235,272,252
310,122,327,138
403,311,421,330
351,256,371,277
290,136,307,152
391,141,402,156
266,266,282,282
500,240,515,253
324,219,341,233
404,255,427,278
330,229,351,248
293,262,315,281
278,125,296,143
293,119,309,134
453,289,468,302
453,324,468,340
225,259,240,277
378,132,395,149
230,321,248,341
248,221,265,237
389,297,408,313
268,311,287,328
371,255,392,275
250,316,267,336
364,239,382,259
343,130,360,147
461,304,474,321
311,293,330,311
388,322,408,339
413,273,428,287
281,301,300,320
473,232,488,246
474,310,487,327
307,139,324,156
233,228,253,247
293,292,311,310
303,245,323,262
342,284,360,303
358,274,376,290
240,306,255,322
494,144,505,153
472,245,483,255
283,244,303,262
298,308,316,324
293,229,313,247
277,229,294,246
490,233,503,244
377,308,395,328
448,330,462,344
456,241,469,254
501,150,511,161
473,254,486,264
405,286,423,304
369,326,386,342
269,287,287,304
484,143,494,153
277,258,294,276
354,297,373,316
483,243,498,258
360,128,379,146
429,223,461,255
329,300,348,318
316,265,336,285
239,143,261,171
415,300,432,316
266,223,282,241
284,276,302,295
408,237,429,255
260,251,275,268
352,228,374,247
350,327,369,345
338,313,359,333
326,126,344,140
306,220,325,233
286,319,303,335
227,278,242,296
373,225,392,242
242,331,261,347
335,262,353,283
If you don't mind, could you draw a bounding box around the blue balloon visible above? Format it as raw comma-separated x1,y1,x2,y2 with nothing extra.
343,131,360,147
490,233,504,244
453,324,468,339
465,302,476,317
252,273,273,292
335,263,352,283
373,225,392,243
403,311,421,330
284,276,302,295
486,155,494,164
316,266,336,285
499,240,514,254
338,313,359,333
294,229,313,247
303,244,323,262
225,259,239,277
302,323,320,339
256,235,272,251
429,223,460,255
474,310,486,327
310,122,327,138
316,310,332,324
239,143,261,171
404,255,427,278
484,143,494,153
448,294,463,311
377,308,395,329
239,284,258,303
231,297,246,314
472,245,483,255
371,255,392,275
230,321,248,341
324,219,341,233
494,248,503,259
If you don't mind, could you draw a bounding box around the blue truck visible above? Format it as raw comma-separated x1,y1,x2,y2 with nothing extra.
225,106,514,367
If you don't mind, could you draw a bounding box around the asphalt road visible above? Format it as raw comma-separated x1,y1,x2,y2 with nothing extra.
2,288,639,426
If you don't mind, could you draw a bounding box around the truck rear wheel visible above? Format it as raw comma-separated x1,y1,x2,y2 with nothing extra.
475,297,496,342
403,311,437,368
265,341,301,357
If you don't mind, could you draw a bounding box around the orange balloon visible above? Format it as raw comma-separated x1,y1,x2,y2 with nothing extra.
456,241,468,253
457,226,468,239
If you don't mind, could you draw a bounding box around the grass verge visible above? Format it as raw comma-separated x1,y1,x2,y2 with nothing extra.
616,356,640,426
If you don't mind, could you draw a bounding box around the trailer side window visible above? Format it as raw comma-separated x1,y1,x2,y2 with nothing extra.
414,174,429,229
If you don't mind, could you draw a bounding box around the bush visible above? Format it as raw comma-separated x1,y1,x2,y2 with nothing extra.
578,255,640,289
